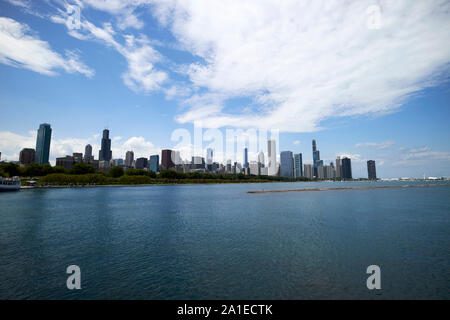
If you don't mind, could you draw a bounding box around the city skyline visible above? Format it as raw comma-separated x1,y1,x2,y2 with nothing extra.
7,123,385,181
0,1,449,178
2,122,449,179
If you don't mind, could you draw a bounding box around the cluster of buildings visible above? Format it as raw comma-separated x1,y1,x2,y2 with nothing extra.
278,140,357,180
9,123,378,180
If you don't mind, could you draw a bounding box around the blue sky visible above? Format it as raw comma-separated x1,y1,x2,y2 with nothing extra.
0,0,449,178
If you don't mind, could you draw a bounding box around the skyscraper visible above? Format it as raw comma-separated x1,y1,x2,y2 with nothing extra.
135,157,148,170
73,153,83,164
99,129,112,162
258,151,265,167
149,155,159,172
206,148,213,165
35,123,52,165
267,140,277,176
20,148,35,165
367,160,377,180
294,153,303,178
84,144,93,162
243,147,249,169
280,151,294,178
161,149,175,170
125,151,134,168
304,164,313,179
335,156,341,179
312,139,321,178
341,157,352,180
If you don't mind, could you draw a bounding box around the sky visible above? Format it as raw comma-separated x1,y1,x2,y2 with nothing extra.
0,0,449,178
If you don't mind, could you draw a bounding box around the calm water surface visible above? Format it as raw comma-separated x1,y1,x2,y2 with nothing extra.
0,181,449,299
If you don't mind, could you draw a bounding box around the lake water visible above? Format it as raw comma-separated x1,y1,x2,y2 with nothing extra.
0,181,449,299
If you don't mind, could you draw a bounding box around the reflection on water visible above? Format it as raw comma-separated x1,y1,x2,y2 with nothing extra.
0,181,449,299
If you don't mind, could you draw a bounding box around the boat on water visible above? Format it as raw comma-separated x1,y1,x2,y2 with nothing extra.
0,177,21,191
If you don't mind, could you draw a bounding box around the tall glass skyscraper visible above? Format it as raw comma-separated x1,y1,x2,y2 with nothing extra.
149,155,159,172
294,153,303,178
243,147,249,169
99,129,112,161
280,151,294,178
341,157,352,180
35,123,52,165
367,160,377,180
312,139,321,178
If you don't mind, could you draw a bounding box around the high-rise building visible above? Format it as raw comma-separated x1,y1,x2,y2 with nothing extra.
84,144,93,162
99,129,112,162
304,164,313,179
367,160,377,180
249,161,261,175
161,149,175,170
20,148,35,165
294,153,303,178
149,155,159,172
135,157,148,170
258,151,265,167
243,147,249,169
56,155,75,171
73,153,83,164
267,140,277,176
206,148,213,165
191,156,205,169
335,156,341,179
226,159,232,173
312,139,321,178
35,123,52,165
341,157,352,180
280,151,294,178
328,163,336,179
125,151,134,168
317,165,325,179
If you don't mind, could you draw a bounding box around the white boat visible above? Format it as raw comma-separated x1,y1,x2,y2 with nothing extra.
0,176,21,191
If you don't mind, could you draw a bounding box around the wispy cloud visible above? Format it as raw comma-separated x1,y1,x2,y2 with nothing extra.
0,17,94,77
356,141,396,150
51,7,167,93
149,0,450,132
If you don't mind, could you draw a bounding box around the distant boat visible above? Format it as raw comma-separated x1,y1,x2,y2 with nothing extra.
0,177,21,191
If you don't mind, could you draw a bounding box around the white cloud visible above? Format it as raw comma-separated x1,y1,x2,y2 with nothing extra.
355,141,395,150
0,17,94,77
403,146,450,161
113,136,160,159
119,34,168,92
148,0,450,132
5,0,30,8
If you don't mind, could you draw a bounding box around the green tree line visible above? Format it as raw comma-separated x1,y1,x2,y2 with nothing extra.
1,162,312,185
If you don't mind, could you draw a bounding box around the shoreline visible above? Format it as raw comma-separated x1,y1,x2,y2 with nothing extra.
19,181,450,191
248,184,450,194
20,180,287,189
